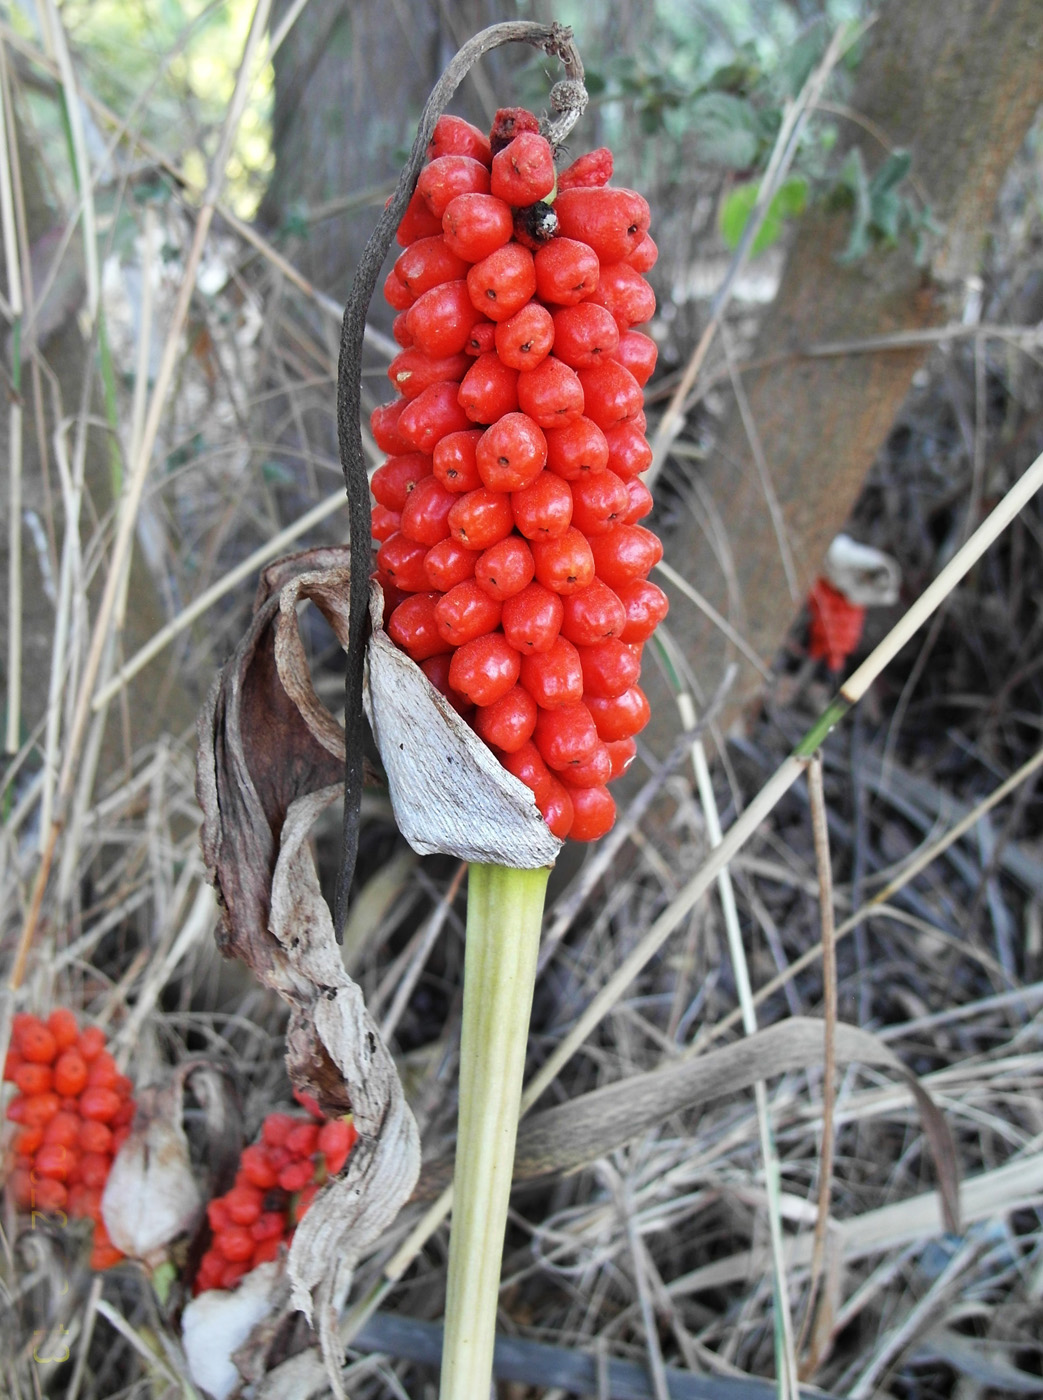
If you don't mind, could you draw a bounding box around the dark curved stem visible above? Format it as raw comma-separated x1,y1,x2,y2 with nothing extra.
334,22,586,936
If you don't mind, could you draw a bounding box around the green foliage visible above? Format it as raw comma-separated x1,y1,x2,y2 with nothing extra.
719,176,808,254
833,148,938,264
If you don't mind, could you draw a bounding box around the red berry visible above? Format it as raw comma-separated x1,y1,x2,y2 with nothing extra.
476,413,547,492
533,238,600,306
511,472,573,540
490,131,555,205
423,537,480,591
545,417,610,480
499,740,553,805
448,633,521,706
406,281,481,358
559,741,613,789
537,776,574,837
48,1009,79,1050
578,361,644,431
489,107,540,155
458,352,519,423
428,114,492,166
568,785,617,841
474,536,535,600
557,147,614,190
533,703,599,769
442,192,514,262
251,1210,286,1242
578,637,642,698
417,155,491,218
33,1177,68,1212
392,311,413,348
615,578,669,642
17,1022,57,1064
240,1144,279,1189
569,470,630,536
377,533,431,593
14,1062,52,1095
396,187,444,245
387,349,473,404
435,580,502,645
398,381,472,454
420,654,472,715
627,233,659,272
216,1225,256,1262
394,235,469,297
520,636,584,708
13,1125,43,1155
517,357,585,430
79,1088,121,1123
501,582,564,654
604,422,653,478
53,1050,89,1097
318,1118,358,1176
621,476,654,523
554,187,651,263
372,505,401,542
585,686,651,741
383,268,414,310
472,684,538,753
587,262,656,329
614,330,658,386
399,474,456,546
371,400,412,455
551,303,620,370
279,1159,316,1193
495,303,555,372
21,1091,62,1127
447,487,514,550
285,1121,320,1158
464,321,497,356
466,243,537,322
433,429,484,493
807,578,866,672
78,1119,113,1154
530,528,596,595
606,737,638,778
371,456,434,515
79,1152,111,1189
589,524,663,587
387,593,451,661
86,1050,118,1089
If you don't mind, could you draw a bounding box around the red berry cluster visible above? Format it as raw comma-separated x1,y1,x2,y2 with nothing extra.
194,1095,357,1294
3,1010,135,1270
372,110,669,842
807,578,866,674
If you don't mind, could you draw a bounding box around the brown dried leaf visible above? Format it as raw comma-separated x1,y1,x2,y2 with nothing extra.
195,547,420,1358
414,1017,961,1234
365,580,561,866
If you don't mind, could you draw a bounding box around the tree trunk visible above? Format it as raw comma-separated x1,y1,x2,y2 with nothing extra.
648,0,1043,745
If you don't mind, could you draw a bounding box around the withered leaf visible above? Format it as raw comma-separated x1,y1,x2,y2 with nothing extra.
196,546,420,1369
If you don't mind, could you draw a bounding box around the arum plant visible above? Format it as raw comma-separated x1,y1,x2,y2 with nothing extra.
335,20,667,1399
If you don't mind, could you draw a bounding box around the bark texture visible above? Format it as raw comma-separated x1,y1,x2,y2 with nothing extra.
649,0,1043,744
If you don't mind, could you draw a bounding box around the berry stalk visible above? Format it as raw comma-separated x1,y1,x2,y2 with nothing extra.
440,862,550,1400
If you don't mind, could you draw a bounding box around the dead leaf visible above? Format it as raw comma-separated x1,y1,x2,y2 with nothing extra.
196,546,421,1380
365,581,561,867
413,1017,961,1235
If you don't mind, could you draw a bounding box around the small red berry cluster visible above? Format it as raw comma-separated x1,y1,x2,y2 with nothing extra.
3,1010,135,1269
194,1093,358,1294
807,578,866,674
371,109,668,841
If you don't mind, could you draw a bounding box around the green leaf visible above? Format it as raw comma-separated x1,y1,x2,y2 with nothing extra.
719,176,807,255
690,91,761,169
836,148,873,263
869,149,912,198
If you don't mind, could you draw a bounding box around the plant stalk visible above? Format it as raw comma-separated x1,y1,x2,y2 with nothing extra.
440,862,550,1400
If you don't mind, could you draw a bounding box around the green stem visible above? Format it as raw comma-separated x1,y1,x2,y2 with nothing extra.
440,862,551,1400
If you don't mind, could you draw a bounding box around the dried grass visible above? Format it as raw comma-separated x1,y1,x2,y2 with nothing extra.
2,8,1043,1400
